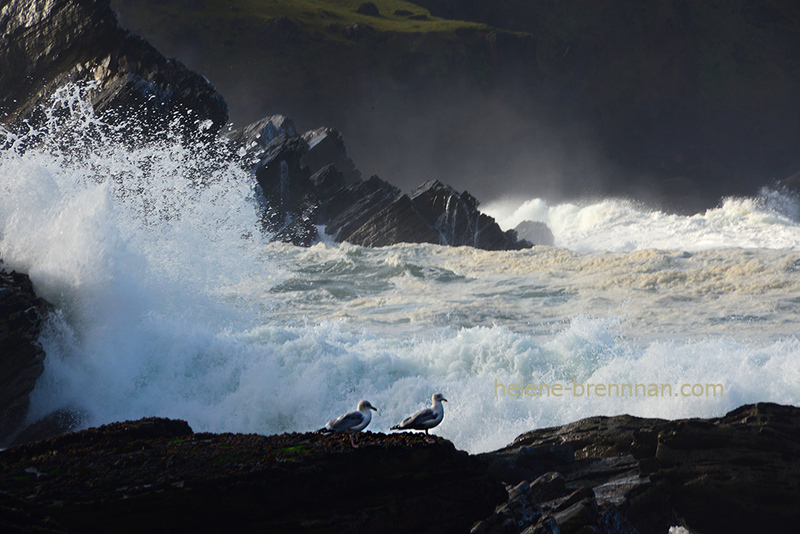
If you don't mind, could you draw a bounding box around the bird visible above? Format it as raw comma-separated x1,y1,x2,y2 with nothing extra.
390,393,447,440
319,400,378,448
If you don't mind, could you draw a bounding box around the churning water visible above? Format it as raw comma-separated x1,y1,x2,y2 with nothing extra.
2,86,799,453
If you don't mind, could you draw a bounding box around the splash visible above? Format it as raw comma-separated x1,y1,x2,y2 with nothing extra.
485,192,800,252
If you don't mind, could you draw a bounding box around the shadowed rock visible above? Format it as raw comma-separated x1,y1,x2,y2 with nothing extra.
0,269,50,446
480,402,800,534
0,0,228,139
0,418,504,534
302,127,361,184
356,2,380,17
514,221,555,247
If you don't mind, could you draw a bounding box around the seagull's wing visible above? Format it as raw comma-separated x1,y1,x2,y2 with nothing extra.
400,407,437,428
327,411,365,432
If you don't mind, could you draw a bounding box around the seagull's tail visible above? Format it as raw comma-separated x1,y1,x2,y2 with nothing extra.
317,427,331,434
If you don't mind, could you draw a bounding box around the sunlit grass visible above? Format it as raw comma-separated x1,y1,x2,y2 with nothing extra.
155,0,485,36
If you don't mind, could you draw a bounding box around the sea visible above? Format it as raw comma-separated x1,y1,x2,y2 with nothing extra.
2,85,799,454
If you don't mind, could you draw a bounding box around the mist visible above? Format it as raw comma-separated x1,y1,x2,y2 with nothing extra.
110,0,800,215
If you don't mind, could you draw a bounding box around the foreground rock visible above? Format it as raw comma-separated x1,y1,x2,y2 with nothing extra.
0,0,227,138
481,402,800,534
3,404,799,533
0,269,50,446
0,418,503,534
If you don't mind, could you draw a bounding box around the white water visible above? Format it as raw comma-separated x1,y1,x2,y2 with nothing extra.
2,86,800,453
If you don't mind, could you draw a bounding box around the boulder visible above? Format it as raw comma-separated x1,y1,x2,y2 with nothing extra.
514,221,555,247
0,269,50,446
0,0,228,139
481,403,800,534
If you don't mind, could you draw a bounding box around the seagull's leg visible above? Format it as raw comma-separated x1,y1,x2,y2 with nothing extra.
424,429,435,444
350,434,358,448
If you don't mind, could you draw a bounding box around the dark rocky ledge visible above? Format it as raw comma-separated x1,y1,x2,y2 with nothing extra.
2,403,800,534
478,402,800,534
0,268,51,446
0,418,503,534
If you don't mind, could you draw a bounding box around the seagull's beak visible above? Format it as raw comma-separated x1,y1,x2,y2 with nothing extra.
371,406,378,411
442,398,448,402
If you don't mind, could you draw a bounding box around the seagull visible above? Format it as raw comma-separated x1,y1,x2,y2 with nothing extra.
320,400,378,448
391,393,447,440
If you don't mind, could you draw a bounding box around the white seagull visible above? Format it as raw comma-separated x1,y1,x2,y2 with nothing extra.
391,393,447,439
320,400,378,448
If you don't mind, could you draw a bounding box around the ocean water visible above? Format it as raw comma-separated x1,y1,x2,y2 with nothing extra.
2,86,800,453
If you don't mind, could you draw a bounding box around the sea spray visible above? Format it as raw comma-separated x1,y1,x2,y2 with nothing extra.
485,193,800,252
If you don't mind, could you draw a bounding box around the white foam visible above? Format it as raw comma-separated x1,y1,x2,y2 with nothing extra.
485,193,800,252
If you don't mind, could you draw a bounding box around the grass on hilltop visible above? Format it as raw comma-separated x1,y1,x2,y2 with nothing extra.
125,0,487,39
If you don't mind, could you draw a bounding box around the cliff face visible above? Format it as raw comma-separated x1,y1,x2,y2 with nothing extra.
0,0,228,137
410,0,800,199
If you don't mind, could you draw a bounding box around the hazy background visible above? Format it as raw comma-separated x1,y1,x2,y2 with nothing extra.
111,0,800,213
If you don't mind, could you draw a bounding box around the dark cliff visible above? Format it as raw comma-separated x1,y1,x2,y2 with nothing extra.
0,0,228,137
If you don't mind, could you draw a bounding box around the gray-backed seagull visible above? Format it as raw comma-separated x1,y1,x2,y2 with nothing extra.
320,400,377,448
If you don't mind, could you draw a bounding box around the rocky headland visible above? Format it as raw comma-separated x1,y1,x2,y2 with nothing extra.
2,403,800,533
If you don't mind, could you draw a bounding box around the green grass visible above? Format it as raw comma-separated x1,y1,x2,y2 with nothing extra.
134,0,485,38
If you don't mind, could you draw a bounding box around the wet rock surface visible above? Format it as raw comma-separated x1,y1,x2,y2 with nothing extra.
230,117,533,249
0,269,50,446
480,402,800,534
0,0,227,139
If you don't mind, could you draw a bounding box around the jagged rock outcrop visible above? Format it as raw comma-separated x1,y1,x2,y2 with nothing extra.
302,126,361,184
410,180,529,249
0,269,50,445
0,0,227,138
222,114,297,151
230,117,534,250
0,418,504,534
